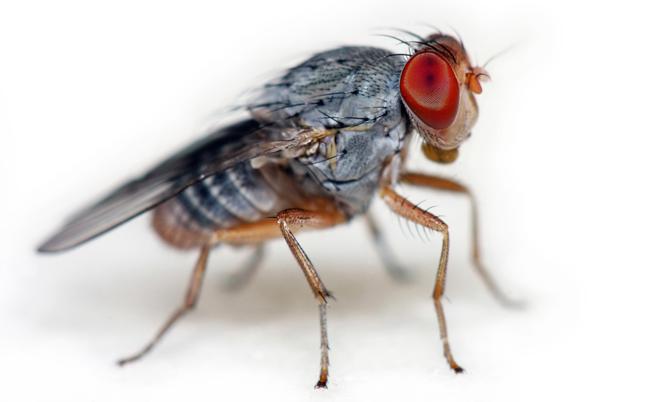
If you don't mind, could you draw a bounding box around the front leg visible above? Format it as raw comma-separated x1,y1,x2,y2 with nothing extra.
401,172,520,307
380,186,464,373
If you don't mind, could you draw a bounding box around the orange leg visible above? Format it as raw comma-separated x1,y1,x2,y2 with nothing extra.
117,245,210,366
380,186,463,373
118,207,345,376
401,172,520,307
276,208,346,388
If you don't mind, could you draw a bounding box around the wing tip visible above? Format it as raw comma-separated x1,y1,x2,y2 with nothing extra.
36,235,72,254
36,241,61,254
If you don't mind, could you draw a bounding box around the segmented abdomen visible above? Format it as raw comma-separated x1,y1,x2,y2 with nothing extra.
153,161,286,249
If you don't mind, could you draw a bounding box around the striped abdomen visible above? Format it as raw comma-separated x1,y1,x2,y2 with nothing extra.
153,161,291,249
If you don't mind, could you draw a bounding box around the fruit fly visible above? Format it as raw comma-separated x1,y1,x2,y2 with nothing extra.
38,31,512,388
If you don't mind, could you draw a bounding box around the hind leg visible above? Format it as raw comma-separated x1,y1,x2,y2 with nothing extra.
117,245,210,366
120,205,345,388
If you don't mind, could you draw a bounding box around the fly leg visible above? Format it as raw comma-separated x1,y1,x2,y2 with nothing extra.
380,186,463,373
365,212,410,281
276,208,346,388
117,245,210,366
401,172,521,307
222,245,265,291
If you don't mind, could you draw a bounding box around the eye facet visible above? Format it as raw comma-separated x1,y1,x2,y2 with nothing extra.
400,52,460,129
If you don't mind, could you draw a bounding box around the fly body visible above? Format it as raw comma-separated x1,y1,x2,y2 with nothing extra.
38,31,514,388
154,46,409,248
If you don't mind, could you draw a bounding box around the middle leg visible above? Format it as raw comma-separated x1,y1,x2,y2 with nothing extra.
211,208,346,388
276,208,346,388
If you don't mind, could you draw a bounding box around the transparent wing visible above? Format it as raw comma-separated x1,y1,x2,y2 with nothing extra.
38,119,318,252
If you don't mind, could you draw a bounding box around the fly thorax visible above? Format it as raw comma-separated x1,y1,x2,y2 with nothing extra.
295,121,407,214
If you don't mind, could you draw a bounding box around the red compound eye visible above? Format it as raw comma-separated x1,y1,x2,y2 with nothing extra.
400,52,460,129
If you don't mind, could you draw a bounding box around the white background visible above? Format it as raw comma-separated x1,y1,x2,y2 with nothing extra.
1,1,648,401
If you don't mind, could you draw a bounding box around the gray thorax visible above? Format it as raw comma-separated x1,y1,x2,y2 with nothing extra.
250,46,411,214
